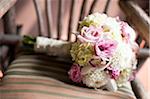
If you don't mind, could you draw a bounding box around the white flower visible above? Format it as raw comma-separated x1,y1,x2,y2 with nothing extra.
82,69,108,88
110,42,133,70
81,65,95,75
119,21,136,42
80,13,108,27
116,68,132,87
102,17,122,42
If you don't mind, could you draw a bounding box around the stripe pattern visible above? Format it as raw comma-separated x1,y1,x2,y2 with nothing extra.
0,52,136,99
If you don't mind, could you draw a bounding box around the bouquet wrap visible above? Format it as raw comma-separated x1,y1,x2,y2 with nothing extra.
34,37,71,57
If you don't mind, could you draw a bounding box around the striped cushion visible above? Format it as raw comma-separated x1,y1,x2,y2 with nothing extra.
0,53,136,99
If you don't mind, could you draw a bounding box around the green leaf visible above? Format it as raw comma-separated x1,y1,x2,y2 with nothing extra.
22,35,36,47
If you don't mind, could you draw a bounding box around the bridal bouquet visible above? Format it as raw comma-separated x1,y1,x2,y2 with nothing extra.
68,13,138,91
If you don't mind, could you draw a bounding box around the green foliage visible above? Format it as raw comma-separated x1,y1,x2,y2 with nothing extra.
22,35,36,47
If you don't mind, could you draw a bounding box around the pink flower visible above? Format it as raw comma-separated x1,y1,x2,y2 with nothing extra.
77,26,102,43
68,64,82,83
107,66,120,80
120,22,136,42
94,39,117,59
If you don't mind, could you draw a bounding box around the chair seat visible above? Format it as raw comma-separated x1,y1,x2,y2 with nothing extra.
0,52,136,99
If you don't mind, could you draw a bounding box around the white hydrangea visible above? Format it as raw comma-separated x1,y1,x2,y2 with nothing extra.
80,13,108,27
82,69,108,88
110,42,134,70
81,65,95,75
116,68,132,87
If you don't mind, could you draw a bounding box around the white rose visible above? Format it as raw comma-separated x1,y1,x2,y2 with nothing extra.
102,17,122,42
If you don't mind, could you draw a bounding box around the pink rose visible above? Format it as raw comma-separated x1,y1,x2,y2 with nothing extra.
68,64,82,83
94,39,117,59
120,22,136,42
77,26,102,43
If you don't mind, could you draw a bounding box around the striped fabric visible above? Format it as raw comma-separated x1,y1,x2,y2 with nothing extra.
0,52,136,99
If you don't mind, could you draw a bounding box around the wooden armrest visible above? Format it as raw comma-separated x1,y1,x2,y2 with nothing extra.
131,78,148,99
119,0,150,46
0,46,9,78
0,34,22,77
136,48,149,70
0,34,22,45
138,48,150,59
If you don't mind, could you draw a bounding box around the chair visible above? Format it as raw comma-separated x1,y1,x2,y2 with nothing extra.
0,0,149,98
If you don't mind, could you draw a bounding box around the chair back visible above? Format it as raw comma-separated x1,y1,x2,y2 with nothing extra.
33,0,111,41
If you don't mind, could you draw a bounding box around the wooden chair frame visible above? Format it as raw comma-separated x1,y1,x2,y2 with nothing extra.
0,0,149,98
